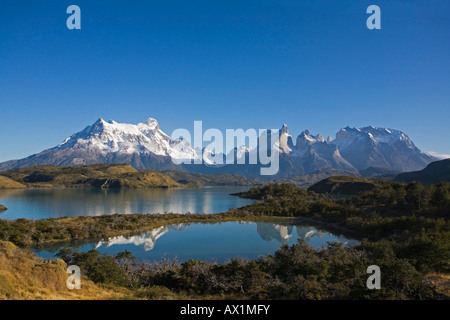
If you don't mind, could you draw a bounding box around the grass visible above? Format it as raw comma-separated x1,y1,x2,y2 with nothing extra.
0,175,27,189
0,241,132,300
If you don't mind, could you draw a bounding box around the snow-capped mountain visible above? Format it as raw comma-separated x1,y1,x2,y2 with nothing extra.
330,126,436,171
0,118,438,177
0,118,197,171
211,124,438,178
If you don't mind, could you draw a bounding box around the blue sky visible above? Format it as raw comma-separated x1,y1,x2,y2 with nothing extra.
1,0,449,162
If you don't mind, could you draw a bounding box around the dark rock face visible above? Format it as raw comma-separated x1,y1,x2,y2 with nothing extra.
394,159,450,185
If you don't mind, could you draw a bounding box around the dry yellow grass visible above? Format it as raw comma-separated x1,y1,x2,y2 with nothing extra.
0,175,26,189
0,241,133,300
425,273,450,299
0,164,181,188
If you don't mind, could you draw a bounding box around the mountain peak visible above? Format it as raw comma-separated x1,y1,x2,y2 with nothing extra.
280,124,289,134
146,117,158,125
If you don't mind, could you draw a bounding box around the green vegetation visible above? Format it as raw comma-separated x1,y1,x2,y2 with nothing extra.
235,183,450,273
306,176,386,195
0,212,278,247
0,178,449,299
55,241,436,300
0,164,182,188
270,167,399,189
163,170,264,186
271,169,360,188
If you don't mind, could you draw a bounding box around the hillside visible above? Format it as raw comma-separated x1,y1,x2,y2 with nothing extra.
359,167,401,179
272,168,360,188
163,170,264,186
0,241,131,300
307,176,385,195
0,164,182,188
394,159,450,185
0,175,27,189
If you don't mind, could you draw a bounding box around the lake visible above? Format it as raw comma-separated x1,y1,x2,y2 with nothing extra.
0,186,254,220
1,186,359,263
34,220,359,263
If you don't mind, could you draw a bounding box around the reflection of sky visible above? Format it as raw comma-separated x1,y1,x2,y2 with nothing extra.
34,222,359,264
0,186,253,220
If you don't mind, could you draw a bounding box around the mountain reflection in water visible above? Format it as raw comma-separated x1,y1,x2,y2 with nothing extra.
95,222,357,252
34,221,358,263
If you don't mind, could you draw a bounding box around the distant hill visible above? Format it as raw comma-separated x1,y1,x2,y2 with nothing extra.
359,167,401,179
272,167,399,189
0,164,182,188
0,175,27,189
394,159,450,185
307,176,385,195
163,170,264,186
272,168,360,189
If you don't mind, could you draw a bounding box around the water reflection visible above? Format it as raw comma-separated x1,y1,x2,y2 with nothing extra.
0,187,253,220
34,221,359,263
256,224,293,244
91,222,359,254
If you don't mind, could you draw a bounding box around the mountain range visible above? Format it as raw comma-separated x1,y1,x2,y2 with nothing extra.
0,117,439,179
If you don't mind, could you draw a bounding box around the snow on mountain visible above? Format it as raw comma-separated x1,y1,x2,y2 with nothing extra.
330,126,437,171
59,118,196,160
0,118,439,176
0,118,197,171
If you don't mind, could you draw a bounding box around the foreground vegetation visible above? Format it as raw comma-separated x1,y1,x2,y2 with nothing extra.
0,179,449,299
0,241,132,299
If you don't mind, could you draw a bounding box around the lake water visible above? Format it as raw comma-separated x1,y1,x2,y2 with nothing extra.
34,220,359,263
1,186,359,262
0,186,254,220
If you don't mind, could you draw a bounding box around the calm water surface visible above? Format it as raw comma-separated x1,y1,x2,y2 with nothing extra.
0,186,253,220
0,186,359,263
34,220,359,263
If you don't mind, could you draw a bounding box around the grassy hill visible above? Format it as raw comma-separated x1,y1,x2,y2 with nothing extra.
307,176,385,195
394,159,450,185
0,164,182,188
0,175,26,189
164,170,264,186
0,241,131,300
